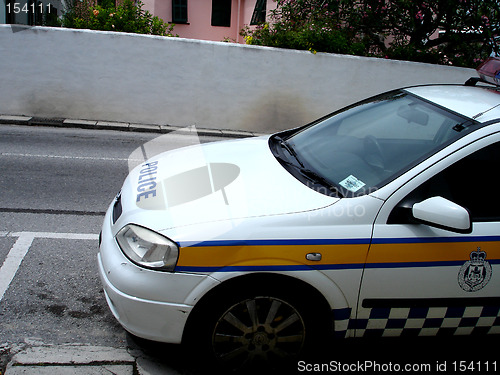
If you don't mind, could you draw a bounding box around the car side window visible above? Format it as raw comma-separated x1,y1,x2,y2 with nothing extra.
389,141,500,223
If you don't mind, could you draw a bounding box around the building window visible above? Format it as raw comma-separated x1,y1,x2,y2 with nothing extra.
211,0,231,27
172,0,187,23
250,0,266,25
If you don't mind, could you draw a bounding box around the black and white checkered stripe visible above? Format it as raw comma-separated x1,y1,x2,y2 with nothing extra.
352,305,500,337
333,304,500,338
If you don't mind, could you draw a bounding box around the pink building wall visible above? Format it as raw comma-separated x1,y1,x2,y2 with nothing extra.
142,0,275,44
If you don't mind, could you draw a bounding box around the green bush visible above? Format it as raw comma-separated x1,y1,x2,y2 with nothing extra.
241,0,499,67
241,0,366,55
243,22,364,55
62,0,176,37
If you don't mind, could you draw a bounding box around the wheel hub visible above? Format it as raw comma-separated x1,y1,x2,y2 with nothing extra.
252,331,270,346
249,326,276,351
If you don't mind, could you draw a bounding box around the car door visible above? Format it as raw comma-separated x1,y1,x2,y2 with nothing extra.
356,134,500,338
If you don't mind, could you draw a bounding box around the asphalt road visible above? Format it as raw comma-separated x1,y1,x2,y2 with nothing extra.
0,124,498,374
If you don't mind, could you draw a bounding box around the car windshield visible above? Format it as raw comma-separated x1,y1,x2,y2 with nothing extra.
272,90,475,197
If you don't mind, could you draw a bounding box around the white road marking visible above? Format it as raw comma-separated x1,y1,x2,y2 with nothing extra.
0,233,34,303
9,232,99,241
0,232,99,303
0,152,142,163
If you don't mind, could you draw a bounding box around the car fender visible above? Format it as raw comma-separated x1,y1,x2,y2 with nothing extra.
183,266,351,336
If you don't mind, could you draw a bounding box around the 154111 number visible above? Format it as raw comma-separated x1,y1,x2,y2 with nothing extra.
452,361,497,372
6,2,52,14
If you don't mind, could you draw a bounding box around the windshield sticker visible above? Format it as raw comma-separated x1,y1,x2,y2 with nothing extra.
339,175,366,192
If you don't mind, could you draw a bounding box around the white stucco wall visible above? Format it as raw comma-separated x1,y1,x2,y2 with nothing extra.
0,25,476,133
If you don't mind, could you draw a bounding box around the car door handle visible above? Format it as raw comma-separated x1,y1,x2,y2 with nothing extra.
306,252,322,261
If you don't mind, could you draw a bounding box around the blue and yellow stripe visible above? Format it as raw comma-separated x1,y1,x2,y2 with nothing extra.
175,235,500,273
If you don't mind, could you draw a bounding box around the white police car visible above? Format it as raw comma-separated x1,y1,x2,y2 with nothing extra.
98,58,500,368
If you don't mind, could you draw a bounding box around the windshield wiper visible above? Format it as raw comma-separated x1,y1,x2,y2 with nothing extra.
279,140,305,168
299,168,344,198
272,136,344,198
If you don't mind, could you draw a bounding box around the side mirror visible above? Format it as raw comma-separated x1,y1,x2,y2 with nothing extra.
412,196,472,233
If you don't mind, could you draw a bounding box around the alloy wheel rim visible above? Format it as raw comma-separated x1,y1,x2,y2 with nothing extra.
212,296,306,368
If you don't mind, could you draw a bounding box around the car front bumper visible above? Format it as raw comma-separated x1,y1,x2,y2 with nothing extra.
97,203,219,343
97,253,194,343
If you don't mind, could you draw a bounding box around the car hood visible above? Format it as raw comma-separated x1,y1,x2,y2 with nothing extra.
115,136,337,233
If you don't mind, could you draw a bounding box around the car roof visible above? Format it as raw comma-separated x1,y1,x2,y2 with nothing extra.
405,85,500,123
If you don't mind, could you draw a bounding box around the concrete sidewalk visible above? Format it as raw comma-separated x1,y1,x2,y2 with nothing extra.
0,115,266,138
4,344,183,375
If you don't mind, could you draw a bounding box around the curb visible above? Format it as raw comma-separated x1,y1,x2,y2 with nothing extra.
0,115,268,138
4,344,181,375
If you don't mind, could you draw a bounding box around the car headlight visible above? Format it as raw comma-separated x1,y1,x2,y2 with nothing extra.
116,224,179,271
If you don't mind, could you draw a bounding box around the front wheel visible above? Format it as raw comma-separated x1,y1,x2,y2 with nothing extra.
184,279,331,372
212,296,306,369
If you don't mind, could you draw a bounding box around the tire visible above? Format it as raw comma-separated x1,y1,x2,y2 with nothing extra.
187,284,326,372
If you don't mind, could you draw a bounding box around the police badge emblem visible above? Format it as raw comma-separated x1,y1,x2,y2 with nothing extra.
458,248,492,292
